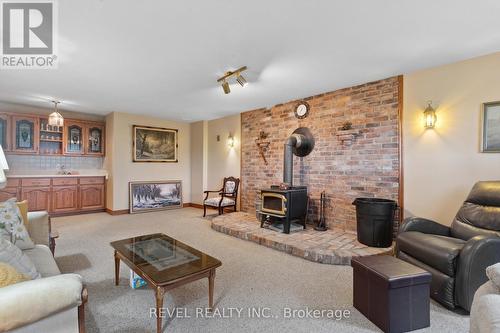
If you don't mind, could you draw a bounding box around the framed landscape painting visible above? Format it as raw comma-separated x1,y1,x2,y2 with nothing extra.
129,180,183,214
133,125,178,162
481,102,500,152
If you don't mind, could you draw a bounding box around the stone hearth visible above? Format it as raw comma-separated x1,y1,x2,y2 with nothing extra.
211,212,393,265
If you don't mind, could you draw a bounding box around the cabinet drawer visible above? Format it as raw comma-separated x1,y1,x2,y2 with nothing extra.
6,178,20,187
79,177,105,185
52,178,78,186
21,178,51,187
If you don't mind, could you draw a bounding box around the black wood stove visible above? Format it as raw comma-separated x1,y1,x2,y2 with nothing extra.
259,127,314,234
260,186,308,233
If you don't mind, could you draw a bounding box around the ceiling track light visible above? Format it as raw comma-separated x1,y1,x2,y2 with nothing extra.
222,80,230,94
217,66,248,94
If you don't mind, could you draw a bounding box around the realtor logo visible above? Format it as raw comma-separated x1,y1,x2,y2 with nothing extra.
1,1,57,68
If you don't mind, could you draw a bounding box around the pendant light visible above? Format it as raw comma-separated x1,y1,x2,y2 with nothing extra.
48,100,64,127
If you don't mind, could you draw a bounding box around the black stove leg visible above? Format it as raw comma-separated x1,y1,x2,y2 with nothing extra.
283,218,291,234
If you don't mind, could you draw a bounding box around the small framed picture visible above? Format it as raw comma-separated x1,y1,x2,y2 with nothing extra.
481,101,500,152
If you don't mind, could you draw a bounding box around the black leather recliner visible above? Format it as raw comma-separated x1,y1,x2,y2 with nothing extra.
396,181,500,312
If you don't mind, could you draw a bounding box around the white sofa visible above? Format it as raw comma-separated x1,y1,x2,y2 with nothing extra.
0,211,87,333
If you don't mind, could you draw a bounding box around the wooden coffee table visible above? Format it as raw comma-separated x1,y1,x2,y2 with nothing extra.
111,233,222,333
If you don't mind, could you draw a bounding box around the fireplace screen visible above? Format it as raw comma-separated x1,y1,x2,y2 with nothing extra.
261,193,286,215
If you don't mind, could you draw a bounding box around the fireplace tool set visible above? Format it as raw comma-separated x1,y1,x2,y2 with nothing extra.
314,191,328,231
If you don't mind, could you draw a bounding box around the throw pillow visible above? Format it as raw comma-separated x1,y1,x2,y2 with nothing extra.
0,198,34,250
486,263,500,289
16,200,29,229
0,262,28,288
0,238,40,279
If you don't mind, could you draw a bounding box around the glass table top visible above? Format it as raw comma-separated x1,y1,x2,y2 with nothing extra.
111,233,221,285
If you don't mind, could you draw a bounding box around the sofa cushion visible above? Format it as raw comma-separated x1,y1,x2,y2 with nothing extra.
486,263,500,290
0,262,28,287
23,245,60,277
204,197,235,207
0,198,34,250
470,281,500,333
0,238,40,279
397,231,465,276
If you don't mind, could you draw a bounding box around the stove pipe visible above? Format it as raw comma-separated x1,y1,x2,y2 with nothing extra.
283,127,315,187
283,134,303,187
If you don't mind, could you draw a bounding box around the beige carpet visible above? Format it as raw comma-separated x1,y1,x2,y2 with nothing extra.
52,208,469,333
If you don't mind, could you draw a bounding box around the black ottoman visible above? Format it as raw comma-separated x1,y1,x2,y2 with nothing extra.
351,255,432,333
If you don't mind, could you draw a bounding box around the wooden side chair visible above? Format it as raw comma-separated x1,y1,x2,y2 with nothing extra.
203,177,240,217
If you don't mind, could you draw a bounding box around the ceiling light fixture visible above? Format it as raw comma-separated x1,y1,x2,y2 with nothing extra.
48,100,64,127
217,66,248,94
236,74,247,87
222,80,230,94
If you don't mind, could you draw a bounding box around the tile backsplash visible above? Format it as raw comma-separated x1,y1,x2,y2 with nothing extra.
6,155,104,171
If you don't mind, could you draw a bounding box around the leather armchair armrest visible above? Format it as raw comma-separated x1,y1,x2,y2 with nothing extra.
398,217,451,236
0,274,83,332
27,211,50,246
456,235,500,311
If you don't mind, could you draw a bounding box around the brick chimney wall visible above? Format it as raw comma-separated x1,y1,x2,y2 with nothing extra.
241,76,402,232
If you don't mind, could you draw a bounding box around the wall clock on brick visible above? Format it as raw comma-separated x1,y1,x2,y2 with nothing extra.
294,101,309,119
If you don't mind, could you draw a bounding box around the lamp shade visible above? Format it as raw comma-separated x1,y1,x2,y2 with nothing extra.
0,145,8,170
48,111,64,127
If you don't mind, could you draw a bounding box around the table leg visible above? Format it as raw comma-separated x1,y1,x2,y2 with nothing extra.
114,251,120,286
208,269,215,311
155,287,165,333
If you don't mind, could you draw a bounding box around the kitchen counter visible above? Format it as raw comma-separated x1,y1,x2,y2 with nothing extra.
6,169,109,179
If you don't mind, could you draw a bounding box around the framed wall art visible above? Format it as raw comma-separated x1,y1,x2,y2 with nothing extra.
481,101,500,152
129,180,182,214
133,125,178,162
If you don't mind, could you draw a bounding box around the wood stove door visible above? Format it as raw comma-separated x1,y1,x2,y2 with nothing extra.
261,193,287,215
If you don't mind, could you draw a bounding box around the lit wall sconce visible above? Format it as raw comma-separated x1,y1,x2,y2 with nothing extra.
228,134,235,148
424,101,437,129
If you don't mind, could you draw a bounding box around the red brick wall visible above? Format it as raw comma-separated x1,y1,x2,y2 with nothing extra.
241,76,401,231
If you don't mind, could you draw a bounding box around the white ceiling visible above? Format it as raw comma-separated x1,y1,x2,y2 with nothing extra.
1,0,500,122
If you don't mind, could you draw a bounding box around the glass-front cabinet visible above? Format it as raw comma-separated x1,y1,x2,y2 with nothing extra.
64,120,84,155
0,114,10,151
0,112,105,157
12,115,39,153
86,123,104,156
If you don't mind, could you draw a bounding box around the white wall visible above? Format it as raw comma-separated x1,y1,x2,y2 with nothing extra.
206,114,241,191
403,52,500,225
189,114,241,206
106,112,191,210
190,121,207,205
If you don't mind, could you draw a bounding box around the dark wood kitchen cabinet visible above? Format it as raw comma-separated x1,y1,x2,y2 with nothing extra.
7,176,106,215
21,186,51,211
85,123,105,156
12,115,39,154
0,113,11,151
80,184,105,211
0,111,105,157
52,185,79,213
64,120,85,155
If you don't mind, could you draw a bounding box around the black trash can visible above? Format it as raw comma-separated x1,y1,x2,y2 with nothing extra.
352,198,397,248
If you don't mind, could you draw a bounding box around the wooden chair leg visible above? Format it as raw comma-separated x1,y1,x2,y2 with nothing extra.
203,204,207,217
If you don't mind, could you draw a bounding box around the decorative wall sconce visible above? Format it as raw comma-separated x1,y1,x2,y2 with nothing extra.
228,134,235,148
217,66,248,94
424,101,437,129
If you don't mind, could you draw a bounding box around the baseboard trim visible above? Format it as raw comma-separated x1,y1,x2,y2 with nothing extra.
106,204,203,215
106,208,129,215
50,209,106,217
186,203,204,209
